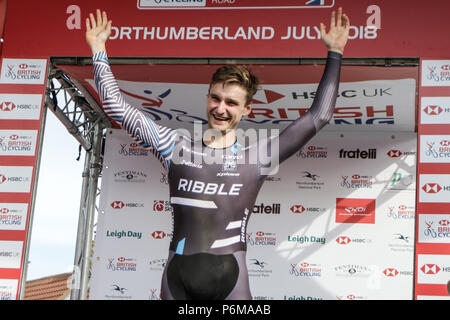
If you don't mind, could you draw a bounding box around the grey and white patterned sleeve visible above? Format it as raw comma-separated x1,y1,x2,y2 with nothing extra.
93,51,177,171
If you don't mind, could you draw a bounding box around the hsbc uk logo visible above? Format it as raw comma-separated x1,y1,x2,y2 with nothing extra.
336,236,351,245
335,235,372,245
290,204,326,215
383,268,399,277
110,200,144,210
110,201,124,209
152,231,166,239
386,149,416,159
151,230,173,240
420,264,441,275
421,97,450,124
418,254,450,284
291,205,305,214
423,105,445,115
0,94,42,120
420,174,450,203
387,149,401,158
422,183,445,194
0,102,16,111
0,173,31,185
382,268,412,277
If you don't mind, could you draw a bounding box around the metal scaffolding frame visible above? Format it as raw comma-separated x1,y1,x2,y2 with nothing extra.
44,63,112,300
43,56,419,300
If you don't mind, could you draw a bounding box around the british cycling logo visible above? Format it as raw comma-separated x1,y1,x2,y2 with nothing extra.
149,289,160,300
426,64,450,84
246,231,276,246
118,143,149,157
340,174,373,189
296,145,328,159
0,132,35,155
423,219,450,240
0,205,26,228
4,62,44,82
386,204,415,220
0,289,13,300
289,262,322,277
107,257,137,272
424,139,450,159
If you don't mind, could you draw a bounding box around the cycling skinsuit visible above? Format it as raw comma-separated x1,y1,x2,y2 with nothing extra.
93,50,342,300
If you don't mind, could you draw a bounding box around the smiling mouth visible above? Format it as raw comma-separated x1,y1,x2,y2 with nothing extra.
212,114,231,122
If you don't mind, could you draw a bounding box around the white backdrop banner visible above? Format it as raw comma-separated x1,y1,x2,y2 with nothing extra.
89,129,417,300
85,78,416,132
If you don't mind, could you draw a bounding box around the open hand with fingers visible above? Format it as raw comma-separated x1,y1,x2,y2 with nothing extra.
86,9,112,54
320,7,350,55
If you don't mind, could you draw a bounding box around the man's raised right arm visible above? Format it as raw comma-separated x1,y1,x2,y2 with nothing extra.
86,10,177,170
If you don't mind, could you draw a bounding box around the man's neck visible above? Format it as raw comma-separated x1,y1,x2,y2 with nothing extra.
203,128,236,149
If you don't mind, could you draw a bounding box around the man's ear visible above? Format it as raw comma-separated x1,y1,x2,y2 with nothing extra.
243,103,252,116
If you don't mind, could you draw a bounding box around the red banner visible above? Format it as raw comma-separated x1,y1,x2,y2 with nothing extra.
415,58,450,300
2,0,450,58
0,56,48,300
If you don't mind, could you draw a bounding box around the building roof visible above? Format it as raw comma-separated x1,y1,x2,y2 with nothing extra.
24,272,72,300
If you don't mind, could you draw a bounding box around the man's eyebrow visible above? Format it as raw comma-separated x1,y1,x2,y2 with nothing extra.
225,98,239,105
209,92,240,105
209,93,221,98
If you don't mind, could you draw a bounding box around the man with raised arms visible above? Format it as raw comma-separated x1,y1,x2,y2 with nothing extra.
86,8,350,300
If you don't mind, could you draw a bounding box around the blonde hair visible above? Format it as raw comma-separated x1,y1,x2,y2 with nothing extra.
209,65,260,105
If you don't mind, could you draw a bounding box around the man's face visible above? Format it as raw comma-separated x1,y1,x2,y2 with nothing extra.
206,82,252,132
